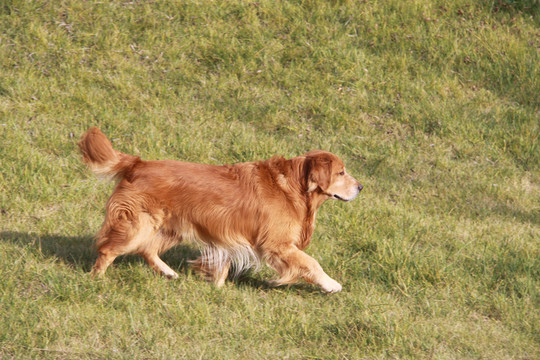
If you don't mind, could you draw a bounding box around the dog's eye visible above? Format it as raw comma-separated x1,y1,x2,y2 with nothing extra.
339,171,345,176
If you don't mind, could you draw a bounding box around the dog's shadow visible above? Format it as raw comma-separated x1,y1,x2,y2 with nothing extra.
0,231,313,292
0,231,201,275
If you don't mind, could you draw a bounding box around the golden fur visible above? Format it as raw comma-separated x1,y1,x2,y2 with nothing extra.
79,127,362,292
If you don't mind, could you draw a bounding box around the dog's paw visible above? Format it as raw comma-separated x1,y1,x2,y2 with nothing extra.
165,272,179,280
320,278,342,293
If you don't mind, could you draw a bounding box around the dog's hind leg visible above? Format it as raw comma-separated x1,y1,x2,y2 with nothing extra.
92,212,159,277
92,244,120,276
140,229,182,279
92,224,133,276
141,252,179,279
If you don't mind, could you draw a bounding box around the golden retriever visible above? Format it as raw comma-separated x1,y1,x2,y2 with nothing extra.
79,127,362,292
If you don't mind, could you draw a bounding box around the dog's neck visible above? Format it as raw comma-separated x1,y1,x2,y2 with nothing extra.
258,156,330,250
290,157,330,250
296,192,327,250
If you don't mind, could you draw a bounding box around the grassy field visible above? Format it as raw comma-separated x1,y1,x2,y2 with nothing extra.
1,0,538,358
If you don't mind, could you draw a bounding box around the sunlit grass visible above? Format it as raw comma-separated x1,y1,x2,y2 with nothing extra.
1,0,538,358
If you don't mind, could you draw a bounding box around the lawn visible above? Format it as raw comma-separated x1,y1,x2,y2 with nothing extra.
0,0,538,358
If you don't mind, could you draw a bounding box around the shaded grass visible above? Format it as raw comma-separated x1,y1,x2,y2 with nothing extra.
1,0,539,358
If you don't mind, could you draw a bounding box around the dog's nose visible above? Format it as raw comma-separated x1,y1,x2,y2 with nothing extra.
358,184,363,192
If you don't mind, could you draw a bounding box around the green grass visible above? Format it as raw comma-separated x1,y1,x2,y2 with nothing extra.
1,0,538,358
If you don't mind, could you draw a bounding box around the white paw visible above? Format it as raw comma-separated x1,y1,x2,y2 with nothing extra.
164,270,179,279
320,278,342,293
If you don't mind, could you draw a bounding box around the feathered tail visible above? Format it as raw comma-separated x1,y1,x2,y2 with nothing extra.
78,127,139,181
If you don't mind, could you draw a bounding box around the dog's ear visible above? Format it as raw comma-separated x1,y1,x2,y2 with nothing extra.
304,152,332,192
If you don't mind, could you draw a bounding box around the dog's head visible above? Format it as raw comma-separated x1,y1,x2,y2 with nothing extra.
303,150,362,201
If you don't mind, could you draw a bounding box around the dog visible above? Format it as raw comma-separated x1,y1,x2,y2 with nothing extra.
79,127,362,293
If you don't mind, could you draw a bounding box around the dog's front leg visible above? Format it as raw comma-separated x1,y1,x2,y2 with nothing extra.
268,247,342,293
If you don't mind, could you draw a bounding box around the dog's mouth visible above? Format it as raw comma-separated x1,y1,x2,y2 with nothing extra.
333,185,363,201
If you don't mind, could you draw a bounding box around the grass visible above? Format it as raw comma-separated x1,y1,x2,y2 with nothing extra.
0,0,538,358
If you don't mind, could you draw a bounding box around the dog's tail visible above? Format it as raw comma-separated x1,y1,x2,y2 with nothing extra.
78,127,139,181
